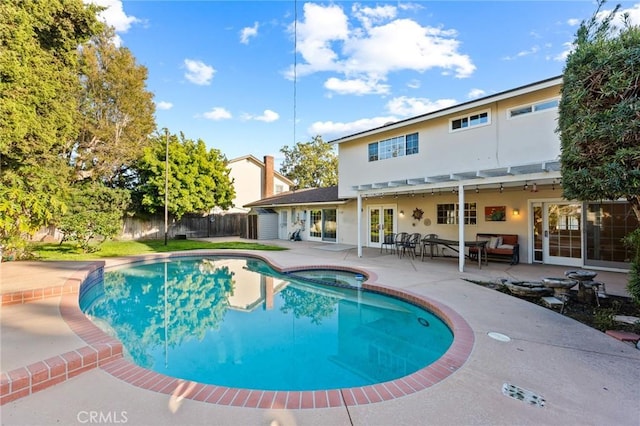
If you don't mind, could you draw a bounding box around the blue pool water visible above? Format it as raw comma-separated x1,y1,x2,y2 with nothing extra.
80,256,453,391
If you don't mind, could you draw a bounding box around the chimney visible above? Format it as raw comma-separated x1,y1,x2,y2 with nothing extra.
263,155,274,198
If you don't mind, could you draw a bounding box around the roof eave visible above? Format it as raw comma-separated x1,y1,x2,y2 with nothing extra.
329,75,563,145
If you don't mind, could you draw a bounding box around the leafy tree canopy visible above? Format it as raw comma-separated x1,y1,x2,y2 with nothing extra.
279,135,338,189
558,0,640,220
133,132,235,220
0,0,102,163
71,27,156,186
58,182,130,252
0,0,102,251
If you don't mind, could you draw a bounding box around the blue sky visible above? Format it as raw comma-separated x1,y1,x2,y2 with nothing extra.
91,1,640,167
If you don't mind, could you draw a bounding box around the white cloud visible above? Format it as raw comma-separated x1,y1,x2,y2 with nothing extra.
308,116,397,140
554,41,574,62
184,59,215,85
467,88,485,99
240,22,259,44
242,110,280,122
407,79,421,89
599,3,640,28
622,3,640,25
557,4,640,63
288,3,475,96
203,107,232,120
352,4,397,29
503,45,540,61
84,0,141,46
255,110,279,122
156,101,173,110
386,96,457,117
85,0,140,32
324,77,390,95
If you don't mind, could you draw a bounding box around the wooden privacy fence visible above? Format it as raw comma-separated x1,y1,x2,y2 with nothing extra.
121,213,247,240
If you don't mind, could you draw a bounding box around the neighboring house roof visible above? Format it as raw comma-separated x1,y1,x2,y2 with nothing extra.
227,154,294,186
329,75,563,145
244,186,348,208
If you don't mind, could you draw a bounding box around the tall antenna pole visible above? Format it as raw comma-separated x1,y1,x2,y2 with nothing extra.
293,0,297,145
164,128,169,246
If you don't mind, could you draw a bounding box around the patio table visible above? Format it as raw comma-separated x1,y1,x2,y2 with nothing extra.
421,237,488,268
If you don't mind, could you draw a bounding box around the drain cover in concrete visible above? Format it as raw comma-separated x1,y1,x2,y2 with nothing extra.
502,383,545,407
488,332,511,342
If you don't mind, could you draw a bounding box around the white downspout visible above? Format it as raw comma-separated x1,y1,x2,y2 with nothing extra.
357,193,362,257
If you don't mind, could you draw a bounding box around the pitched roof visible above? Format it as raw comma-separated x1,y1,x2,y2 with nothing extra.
243,186,347,208
227,154,294,185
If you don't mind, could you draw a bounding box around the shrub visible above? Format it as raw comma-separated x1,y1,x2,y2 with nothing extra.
623,228,640,305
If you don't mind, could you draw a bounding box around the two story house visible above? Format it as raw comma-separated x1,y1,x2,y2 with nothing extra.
246,76,636,271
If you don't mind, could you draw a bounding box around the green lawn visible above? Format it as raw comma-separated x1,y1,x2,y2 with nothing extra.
29,239,287,261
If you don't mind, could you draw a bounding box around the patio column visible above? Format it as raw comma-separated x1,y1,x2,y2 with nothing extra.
458,183,465,272
357,193,362,257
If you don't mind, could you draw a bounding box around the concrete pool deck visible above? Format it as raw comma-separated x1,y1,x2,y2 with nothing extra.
1,239,639,425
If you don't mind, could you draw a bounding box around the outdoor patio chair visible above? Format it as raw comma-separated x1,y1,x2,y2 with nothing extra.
381,232,396,254
394,232,409,257
401,233,421,259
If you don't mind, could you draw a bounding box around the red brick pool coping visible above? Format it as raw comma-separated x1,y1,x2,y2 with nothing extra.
1,252,475,408
1,262,123,405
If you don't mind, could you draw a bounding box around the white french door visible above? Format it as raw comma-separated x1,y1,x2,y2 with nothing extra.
543,202,583,266
367,205,396,248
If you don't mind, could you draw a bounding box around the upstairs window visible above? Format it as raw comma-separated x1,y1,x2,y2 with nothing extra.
368,133,419,162
508,98,559,119
450,111,490,132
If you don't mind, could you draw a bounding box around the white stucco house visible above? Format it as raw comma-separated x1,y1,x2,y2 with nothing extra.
246,76,637,271
225,155,293,214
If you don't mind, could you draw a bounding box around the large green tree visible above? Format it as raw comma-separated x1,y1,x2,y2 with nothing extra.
133,132,235,220
558,1,640,221
279,135,338,189
72,27,156,186
0,0,102,253
558,0,640,301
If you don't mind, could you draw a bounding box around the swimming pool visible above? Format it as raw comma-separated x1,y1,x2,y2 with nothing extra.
80,256,454,391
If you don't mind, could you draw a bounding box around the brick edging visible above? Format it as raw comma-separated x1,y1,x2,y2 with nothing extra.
1,261,105,306
0,342,122,405
1,261,122,405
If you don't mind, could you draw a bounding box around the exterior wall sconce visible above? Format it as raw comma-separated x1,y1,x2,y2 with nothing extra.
513,208,520,216
399,210,405,217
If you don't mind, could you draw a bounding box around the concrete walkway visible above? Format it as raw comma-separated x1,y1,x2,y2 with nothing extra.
1,240,639,425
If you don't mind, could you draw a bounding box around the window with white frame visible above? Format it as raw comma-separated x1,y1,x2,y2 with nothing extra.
508,98,559,119
436,203,477,225
368,133,419,162
450,111,489,132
